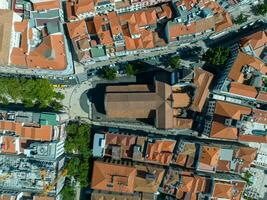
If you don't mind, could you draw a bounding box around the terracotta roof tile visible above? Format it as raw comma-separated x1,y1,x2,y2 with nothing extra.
0,136,17,154
91,161,136,193
0,121,53,141
146,140,176,165
235,147,257,168
239,134,267,143
257,91,267,102
228,51,267,82
198,146,220,171
175,154,187,166
73,0,94,16
32,0,60,11
108,12,122,36
214,12,233,33
191,67,214,112
214,101,252,120
210,121,238,140
252,108,267,124
212,182,233,199
168,22,197,40
26,35,67,70
67,20,88,39
134,165,165,193
217,160,231,171
241,31,267,50
229,82,258,98
105,133,137,159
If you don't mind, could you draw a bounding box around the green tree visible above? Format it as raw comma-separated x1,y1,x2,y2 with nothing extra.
61,180,76,200
169,56,181,69
99,66,116,80
202,47,231,67
125,63,137,76
0,77,64,110
234,13,248,24
253,3,267,16
66,157,81,177
65,123,91,188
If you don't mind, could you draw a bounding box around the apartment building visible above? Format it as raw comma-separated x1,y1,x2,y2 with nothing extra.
65,0,171,20
0,110,68,197
66,1,233,64
91,160,165,196
0,0,74,73
203,100,267,143
93,131,176,165
161,169,246,200
173,140,257,174
213,31,267,103
165,0,233,43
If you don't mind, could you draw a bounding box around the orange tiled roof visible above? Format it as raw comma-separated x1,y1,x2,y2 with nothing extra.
214,101,252,120
74,0,94,15
229,82,258,98
257,91,267,102
214,12,233,33
191,67,214,112
11,19,67,70
234,147,257,170
146,140,176,165
175,154,187,166
161,4,173,19
239,134,267,143
252,108,267,124
32,0,60,11
0,121,53,141
93,15,114,46
169,22,197,40
217,160,230,171
210,121,238,140
228,51,267,82
91,161,137,193
198,146,220,171
26,35,67,70
134,165,165,193
108,12,123,36
241,31,267,50
176,174,207,200
0,136,17,154
105,133,137,158
67,20,88,39
212,182,233,199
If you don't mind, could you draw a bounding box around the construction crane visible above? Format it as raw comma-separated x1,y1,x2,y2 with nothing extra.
39,169,68,199
0,173,11,181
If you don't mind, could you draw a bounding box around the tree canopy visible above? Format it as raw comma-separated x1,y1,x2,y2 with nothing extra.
65,123,91,188
253,3,267,16
169,56,181,69
0,77,64,110
202,47,231,67
125,63,138,76
60,180,76,200
234,13,248,24
99,66,117,80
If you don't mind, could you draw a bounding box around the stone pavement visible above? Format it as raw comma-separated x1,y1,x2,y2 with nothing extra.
56,79,94,119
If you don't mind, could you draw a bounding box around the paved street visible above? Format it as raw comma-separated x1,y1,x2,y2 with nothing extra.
57,80,94,119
